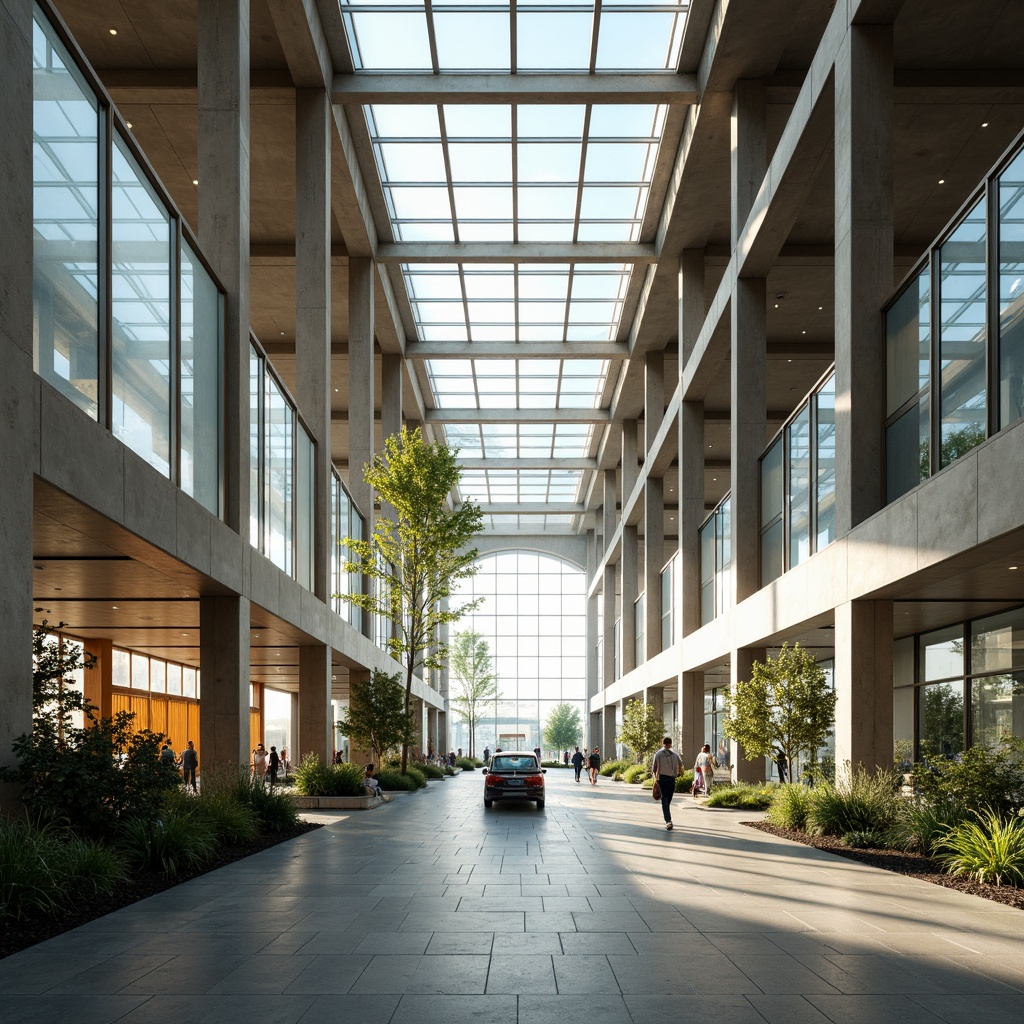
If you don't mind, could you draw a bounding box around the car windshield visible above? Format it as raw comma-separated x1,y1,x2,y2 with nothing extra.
491,755,537,771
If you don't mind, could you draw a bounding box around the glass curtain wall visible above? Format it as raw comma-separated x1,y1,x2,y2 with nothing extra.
634,593,645,667
759,370,836,584
660,552,679,649
699,496,731,625
449,552,586,758
331,471,365,629
886,132,1024,502
32,4,223,510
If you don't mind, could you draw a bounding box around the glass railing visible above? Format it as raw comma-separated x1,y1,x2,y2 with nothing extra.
32,1,224,516
759,368,835,586
248,336,315,587
699,494,732,624
885,130,1024,503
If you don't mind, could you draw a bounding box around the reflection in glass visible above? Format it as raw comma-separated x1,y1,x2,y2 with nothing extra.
265,373,293,575
249,346,261,547
920,626,964,681
32,11,100,419
919,681,964,758
972,607,1024,675
788,406,811,569
999,150,1024,428
111,135,172,476
971,673,1023,751
886,394,930,504
760,439,783,585
886,268,931,418
939,199,986,467
700,517,714,626
816,374,836,550
180,242,221,514
296,425,314,591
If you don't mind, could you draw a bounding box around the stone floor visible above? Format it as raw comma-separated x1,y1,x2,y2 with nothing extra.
3,768,1024,1023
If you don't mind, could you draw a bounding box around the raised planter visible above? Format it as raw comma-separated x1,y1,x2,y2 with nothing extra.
290,794,393,809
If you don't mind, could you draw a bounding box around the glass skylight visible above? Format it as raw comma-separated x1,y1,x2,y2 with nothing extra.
444,422,594,460
460,468,582,504
427,357,609,410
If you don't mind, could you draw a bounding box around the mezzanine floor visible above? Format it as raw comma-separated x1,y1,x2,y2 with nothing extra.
3,770,1023,1024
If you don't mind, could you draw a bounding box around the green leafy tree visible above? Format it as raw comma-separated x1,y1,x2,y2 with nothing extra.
617,698,665,766
0,624,180,838
544,702,582,754
341,426,484,772
449,630,498,758
724,642,836,780
337,668,416,767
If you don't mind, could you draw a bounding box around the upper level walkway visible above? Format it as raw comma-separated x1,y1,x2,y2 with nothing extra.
3,771,1023,1024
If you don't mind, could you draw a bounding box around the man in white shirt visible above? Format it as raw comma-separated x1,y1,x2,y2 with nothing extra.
651,737,683,830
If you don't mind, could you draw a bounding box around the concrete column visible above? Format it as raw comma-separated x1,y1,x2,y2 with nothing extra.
834,25,893,535
730,278,766,604
82,639,113,720
645,685,664,722
295,87,331,600
426,707,437,757
589,710,601,751
679,401,704,637
199,596,251,769
679,671,704,768
381,353,403,441
835,600,894,772
290,692,300,758
645,349,665,454
603,704,617,761
198,0,250,536
298,645,331,764
644,476,664,660
621,419,638,505
437,710,448,754
412,697,425,758
621,522,638,676
348,257,375,637
602,469,617,688
731,647,766,782
678,249,705,367
0,1,33,804
731,80,766,249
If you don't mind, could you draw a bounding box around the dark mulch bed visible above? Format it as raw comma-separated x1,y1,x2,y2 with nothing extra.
0,821,322,961
745,820,1024,910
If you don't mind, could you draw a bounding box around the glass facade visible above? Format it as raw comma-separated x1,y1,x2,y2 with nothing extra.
32,4,223,509
634,592,645,667
449,552,586,757
699,496,731,625
999,149,1024,429
112,647,200,700
759,371,836,585
332,472,365,629
660,552,679,650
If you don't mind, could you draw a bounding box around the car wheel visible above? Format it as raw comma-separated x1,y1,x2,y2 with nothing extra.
484,799,492,808
536,799,545,809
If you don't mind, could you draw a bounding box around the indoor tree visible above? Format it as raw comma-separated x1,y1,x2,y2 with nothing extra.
337,668,415,767
449,630,498,758
723,642,836,781
341,426,483,773
617,698,665,766
544,702,582,756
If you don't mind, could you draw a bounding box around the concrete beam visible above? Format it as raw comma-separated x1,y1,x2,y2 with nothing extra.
376,243,657,265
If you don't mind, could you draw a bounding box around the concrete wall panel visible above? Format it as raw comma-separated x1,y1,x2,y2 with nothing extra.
916,455,979,568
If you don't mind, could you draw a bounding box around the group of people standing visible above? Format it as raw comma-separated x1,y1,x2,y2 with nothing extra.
251,743,285,786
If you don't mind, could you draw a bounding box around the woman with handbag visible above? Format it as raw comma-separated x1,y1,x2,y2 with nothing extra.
651,737,683,830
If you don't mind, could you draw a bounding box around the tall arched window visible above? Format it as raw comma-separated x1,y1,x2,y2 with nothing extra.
449,552,586,756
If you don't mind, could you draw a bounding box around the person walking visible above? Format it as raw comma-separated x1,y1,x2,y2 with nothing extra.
252,743,269,783
571,746,585,783
651,736,683,830
563,750,570,767
179,739,199,792
694,743,717,797
268,745,281,787
587,746,601,785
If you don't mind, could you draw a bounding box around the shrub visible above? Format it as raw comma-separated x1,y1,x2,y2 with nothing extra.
641,771,696,792
230,770,299,832
807,766,902,837
705,783,775,809
541,760,569,768
329,761,370,796
911,738,1024,814
119,813,218,878
419,762,446,779
375,767,419,791
0,819,124,920
162,785,259,845
455,756,482,770
767,784,816,831
623,764,651,784
934,809,1024,887
599,758,630,777
443,765,455,777
842,830,886,849
886,800,969,856
406,765,428,788
293,753,335,796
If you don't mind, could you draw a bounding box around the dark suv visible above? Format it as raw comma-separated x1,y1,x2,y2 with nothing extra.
482,752,546,809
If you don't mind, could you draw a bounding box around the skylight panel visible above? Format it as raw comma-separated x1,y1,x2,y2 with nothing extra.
448,142,512,182
369,104,440,139
517,143,582,184
595,8,686,71
443,105,511,137
518,105,586,139
344,11,432,71
516,11,593,70
434,11,510,70
453,186,513,220
376,142,447,183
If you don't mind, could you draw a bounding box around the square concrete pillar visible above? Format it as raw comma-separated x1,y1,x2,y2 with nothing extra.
835,600,894,772
644,477,665,660
603,564,616,688
679,400,704,637
730,278,766,604
834,25,893,535
731,647,766,782
603,704,617,761
298,645,332,765
731,80,767,248
295,87,331,600
589,710,602,751
645,685,664,722
621,523,638,676
586,530,599,700
679,249,705,367
199,595,251,769
645,350,665,454
679,671,704,767
621,419,638,505
437,710,448,754
198,0,250,536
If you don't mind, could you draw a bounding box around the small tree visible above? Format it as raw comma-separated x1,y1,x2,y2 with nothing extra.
449,631,498,758
337,668,416,767
544,702,582,754
617,698,665,766
341,426,484,772
723,642,836,780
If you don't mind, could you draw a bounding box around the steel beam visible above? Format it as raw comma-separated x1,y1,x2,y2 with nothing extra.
376,242,657,264
425,408,610,424
406,341,629,360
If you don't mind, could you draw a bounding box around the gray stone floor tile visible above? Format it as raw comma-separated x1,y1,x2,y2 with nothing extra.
804,994,949,1023
48,954,177,993
206,954,317,994
559,932,638,954
624,994,767,1023
283,954,373,994
520,993,632,1024
404,954,491,993
2,994,151,1024
353,932,433,955
118,954,249,995
607,952,698,994
909,993,1024,1024
490,932,563,955
552,953,621,993
485,954,557,993
117,993,225,1023
201,994,318,1023
742,994,836,1024
426,932,493,954
348,954,423,993
573,911,649,932
526,910,578,932
296,994,401,1024
0,953,114,994
390,994,517,1024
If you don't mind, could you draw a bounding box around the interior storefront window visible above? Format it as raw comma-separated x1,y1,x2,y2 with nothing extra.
971,672,1023,751
919,680,964,758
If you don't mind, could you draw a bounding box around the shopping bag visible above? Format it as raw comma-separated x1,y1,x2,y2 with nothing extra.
652,778,661,800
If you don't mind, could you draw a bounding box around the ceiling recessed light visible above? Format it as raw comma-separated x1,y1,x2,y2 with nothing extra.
112,605,119,610
708,444,712,449
801,330,806,335
773,303,779,309
109,28,118,35
126,121,133,129
938,179,945,184
334,387,339,393
181,632,189,637
818,306,823,311
982,122,989,127
787,359,792,363
712,477,717,482
192,179,198,186
1010,566,1019,571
